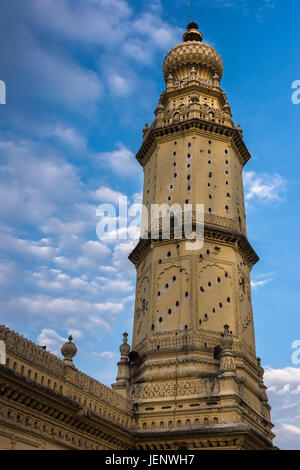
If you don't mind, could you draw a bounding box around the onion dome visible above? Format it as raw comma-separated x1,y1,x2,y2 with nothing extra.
163,22,223,83
61,335,77,364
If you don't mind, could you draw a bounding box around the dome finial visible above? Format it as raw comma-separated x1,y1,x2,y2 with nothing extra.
120,332,130,358
187,21,198,30
183,22,203,42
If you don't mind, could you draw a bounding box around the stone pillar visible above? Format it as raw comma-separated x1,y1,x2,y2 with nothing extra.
190,92,200,118
257,358,271,421
0,340,6,365
222,102,234,127
142,123,150,141
220,325,236,376
112,333,130,396
154,103,165,126
61,335,78,399
166,73,174,91
219,325,239,403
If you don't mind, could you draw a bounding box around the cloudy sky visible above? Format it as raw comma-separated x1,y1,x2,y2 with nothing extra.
0,0,299,450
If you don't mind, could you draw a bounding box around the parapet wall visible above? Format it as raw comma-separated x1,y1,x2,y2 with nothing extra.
0,325,133,426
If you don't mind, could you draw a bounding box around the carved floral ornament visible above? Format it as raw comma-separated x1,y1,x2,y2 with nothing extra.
154,101,234,130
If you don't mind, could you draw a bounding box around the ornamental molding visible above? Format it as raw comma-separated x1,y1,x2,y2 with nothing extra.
129,226,259,269
137,118,250,168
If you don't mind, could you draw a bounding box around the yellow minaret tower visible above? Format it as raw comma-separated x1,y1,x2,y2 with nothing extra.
115,22,275,450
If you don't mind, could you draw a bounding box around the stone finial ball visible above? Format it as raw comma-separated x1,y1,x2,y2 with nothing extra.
61,335,78,361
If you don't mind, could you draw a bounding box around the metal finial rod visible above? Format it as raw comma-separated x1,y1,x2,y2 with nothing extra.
188,0,193,24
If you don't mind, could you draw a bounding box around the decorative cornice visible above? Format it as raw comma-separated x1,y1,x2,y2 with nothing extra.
0,365,133,449
160,81,225,104
129,225,259,268
135,423,275,450
136,118,250,168
128,239,151,266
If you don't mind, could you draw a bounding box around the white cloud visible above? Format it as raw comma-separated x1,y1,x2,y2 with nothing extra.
22,295,121,316
50,126,87,151
133,12,181,49
0,9,103,111
200,0,276,20
23,31,102,109
100,265,118,274
243,171,285,203
263,366,300,449
108,74,132,96
28,0,132,46
33,269,98,296
98,278,134,293
251,280,271,288
37,328,66,355
265,367,300,388
123,41,151,64
3,294,124,332
281,423,300,435
251,273,274,288
0,233,57,260
41,218,88,237
36,328,83,356
81,240,110,261
94,186,125,204
0,139,85,226
53,240,112,272
92,351,115,361
95,145,139,177
112,241,136,272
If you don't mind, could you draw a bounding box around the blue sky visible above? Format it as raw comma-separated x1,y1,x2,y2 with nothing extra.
0,0,299,449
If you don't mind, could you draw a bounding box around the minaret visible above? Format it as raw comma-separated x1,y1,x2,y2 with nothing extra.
120,22,275,450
